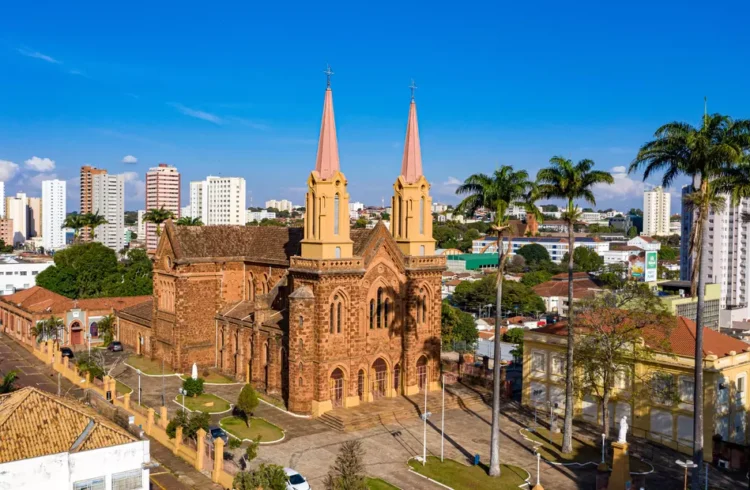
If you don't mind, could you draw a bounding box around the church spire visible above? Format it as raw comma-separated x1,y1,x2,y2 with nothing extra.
400,80,423,185
314,65,340,181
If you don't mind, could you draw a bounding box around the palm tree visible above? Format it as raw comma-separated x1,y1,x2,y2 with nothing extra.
0,370,18,394
536,157,613,454
629,113,750,487
83,211,109,241
62,214,86,243
143,206,175,236
30,316,64,344
97,314,116,346
176,216,203,226
455,165,536,477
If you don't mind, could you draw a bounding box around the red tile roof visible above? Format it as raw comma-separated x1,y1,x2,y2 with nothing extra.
534,316,750,359
533,274,601,299
0,286,150,316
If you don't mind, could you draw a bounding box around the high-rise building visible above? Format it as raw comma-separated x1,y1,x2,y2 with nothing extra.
5,193,28,246
145,163,181,250
42,179,66,250
181,205,192,219
27,197,42,238
681,183,750,324
80,165,107,241
264,199,293,212
643,186,671,236
137,210,146,239
190,176,246,225
0,219,12,246
92,173,125,251
0,182,5,218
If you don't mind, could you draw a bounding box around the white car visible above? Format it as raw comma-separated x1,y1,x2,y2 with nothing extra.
284,467,310,490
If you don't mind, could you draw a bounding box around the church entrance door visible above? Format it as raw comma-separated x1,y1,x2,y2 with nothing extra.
330,368,344,408
417,356,428,392
372,358,387,400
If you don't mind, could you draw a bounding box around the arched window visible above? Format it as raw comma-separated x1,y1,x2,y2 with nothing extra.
377,288,383,329
299,362,303,374
329,303,335,334
299,377,303,387
419,197,425,234
248,274,255,302
398,197,403,237
312,194,317,237
384,298,390,328
337,302,342,333
330,294,344,334
420,245,425,256
334,194,340,235
299,315,303,330
335,246,341,258
369,299,375,330
416,296,422,324
262,274,269,295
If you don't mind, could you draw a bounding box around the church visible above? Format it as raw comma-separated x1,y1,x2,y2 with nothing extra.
117,77,446,417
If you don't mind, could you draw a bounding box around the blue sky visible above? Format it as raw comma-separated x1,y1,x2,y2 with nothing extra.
1,0,749,213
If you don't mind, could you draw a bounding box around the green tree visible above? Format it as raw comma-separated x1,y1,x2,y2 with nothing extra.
627,226,638,238
516,243,551,264
0,371,18,394
62,214,87,243
83,211,109,238
143,206,175,237
520,270,552,288
455,166,537,476
502,327,524,359
381,212,390,220
629,112,750,481
30,316,63,344
175,216,203,226
440,301,478,348
182,377,205,397
260,218,285,227
236,384,259,427
627,208,643,216
166,411,210,440
353,217,368,229
536,156,614,454
560,247,604,273
658,246,678,261
234,464,288,490
245,437,261,463
96,314,115,346
323,440,368,490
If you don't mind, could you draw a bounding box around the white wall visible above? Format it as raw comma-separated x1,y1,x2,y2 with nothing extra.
42,180,67,250
0,259,53,294
0,440,149,490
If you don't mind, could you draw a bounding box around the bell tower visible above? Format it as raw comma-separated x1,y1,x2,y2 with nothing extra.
301,66,353,259
391,81,435,256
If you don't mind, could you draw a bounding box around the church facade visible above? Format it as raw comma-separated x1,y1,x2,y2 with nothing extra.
118,79,445,416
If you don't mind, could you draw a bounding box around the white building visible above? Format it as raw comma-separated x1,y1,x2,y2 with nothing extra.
0,386,151,490
643,186,671,236
580,211,602,223
247,210,277,222
599,245,643,265
627,235,661,252
137,210,146,239
349,201,365,212
190,176,246,225
145,163,181,250
670,220,681,236
91,173,125,251
681,184,750,317
472,236,609,263
181,205,192,219
0,181,5,217
42,179,66,251
432,202,448,214
265,199,293,212
0,255,54,294
5,192,28,246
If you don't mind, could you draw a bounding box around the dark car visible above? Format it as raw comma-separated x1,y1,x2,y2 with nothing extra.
60,347,74,359
108,341,123,352
210,426,229,444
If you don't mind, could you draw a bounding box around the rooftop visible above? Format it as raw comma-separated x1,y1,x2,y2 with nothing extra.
0,387,137,463
1,286,151,315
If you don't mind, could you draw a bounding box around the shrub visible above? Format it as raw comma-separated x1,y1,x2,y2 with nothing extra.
228,438,242,450
76,354,104,380
182,377,205,397
236,384,259,426
245,437,261,463
233,464,287,490
324,439,367,490
166,411,209,440
202,369,211,378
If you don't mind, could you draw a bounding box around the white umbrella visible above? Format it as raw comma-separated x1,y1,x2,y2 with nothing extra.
192,362,198,380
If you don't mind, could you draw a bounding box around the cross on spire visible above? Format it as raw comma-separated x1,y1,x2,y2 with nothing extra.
409,79,417,100
324,64,334,88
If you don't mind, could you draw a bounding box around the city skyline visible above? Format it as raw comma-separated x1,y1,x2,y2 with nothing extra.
3,2,749,214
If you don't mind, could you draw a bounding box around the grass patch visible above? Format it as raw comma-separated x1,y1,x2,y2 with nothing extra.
127,355,175,375
181,371,236,384
175,393,232,413
220,416,284,442
522,428,651,473
116,380,132,395
366,477,400,490
408,456,527,490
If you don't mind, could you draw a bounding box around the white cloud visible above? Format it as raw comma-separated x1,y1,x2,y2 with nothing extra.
24,156,56,172
444,176,462,186
169,103,222,124
122,155,138,164
122,171,145,201
592,166,646,201
0,160,20,181
28,173,58,188
434,176,463,198
17,47,60,64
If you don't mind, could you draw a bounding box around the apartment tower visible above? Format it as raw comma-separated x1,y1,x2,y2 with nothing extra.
42,179,67,250
189,176,246,225
80,165,107,241
91,173,125,251
5,193,28,246
145,163,181,250
643,186,671,236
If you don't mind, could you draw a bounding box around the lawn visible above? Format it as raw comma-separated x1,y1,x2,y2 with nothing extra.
127,355,175,375
366,477,400,490
175,393,232,413
181,371,236,384
521,428,651,473
219,416,284,442
408,456,528,490
116,380,132,395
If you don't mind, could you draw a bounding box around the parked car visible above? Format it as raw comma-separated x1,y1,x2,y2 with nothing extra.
209,426,228,445
107,341,123,352
284,468,310,490
60,347,74,359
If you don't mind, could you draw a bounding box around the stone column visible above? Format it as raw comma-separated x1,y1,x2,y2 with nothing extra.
195,428,206,470
173,425,183,455
146,408,155,435
160,406,168,428
607,441,631,490
123,393,131,411
212,437,225,483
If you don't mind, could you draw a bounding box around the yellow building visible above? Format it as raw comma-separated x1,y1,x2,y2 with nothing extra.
651,280,721,329
522,316,750,460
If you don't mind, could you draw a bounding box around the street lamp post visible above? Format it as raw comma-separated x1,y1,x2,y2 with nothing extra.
441,374,445,462
137,369,142,406
421,384,432,467
179,388,187,414
676,460,698,490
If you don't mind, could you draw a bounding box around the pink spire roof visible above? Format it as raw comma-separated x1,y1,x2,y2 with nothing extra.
314,88,340,180
400,99,423,184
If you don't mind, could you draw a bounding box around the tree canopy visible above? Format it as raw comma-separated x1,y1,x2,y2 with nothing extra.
452,274,545,315
36,243,153,298
441,301,478,349
561,247,604,273
516,244,550,264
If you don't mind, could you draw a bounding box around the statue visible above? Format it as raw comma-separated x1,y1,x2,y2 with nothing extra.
617,415,628,443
